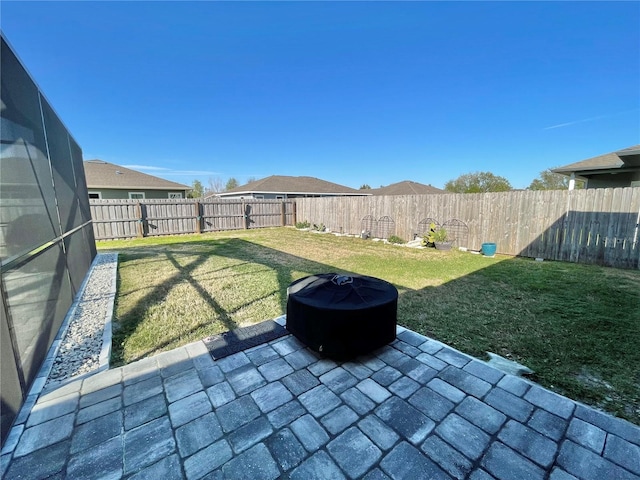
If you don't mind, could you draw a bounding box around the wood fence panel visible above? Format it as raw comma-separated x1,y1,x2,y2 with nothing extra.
295,187,640,269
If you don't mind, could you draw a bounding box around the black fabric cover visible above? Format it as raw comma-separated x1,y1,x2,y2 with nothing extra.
286,273,398,358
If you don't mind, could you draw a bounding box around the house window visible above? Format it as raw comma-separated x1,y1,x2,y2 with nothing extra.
168,192,183,199
128,192,145,199
254,195,264,199
88,191,102,199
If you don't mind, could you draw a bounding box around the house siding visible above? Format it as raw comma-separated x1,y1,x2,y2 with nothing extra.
585,171,640,189
89,188,188,199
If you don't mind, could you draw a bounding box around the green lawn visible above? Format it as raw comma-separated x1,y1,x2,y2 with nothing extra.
98,227,640,424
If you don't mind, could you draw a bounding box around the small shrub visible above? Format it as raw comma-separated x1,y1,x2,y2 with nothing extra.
296,220,311,229
312,223,326,232
423,223,448,246
388,235,404,244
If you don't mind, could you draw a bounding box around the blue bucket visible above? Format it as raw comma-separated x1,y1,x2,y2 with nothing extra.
481,242,497,257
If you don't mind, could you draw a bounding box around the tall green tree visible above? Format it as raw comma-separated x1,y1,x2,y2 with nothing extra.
528,169,583,190
225,177,239,191
444,171,512,193
188,179,204,198
359,184,372,190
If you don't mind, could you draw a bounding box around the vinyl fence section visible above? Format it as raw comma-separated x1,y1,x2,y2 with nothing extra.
90,199,295,240
295,187,640,269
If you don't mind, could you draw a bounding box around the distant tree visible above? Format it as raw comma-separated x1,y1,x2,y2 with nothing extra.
444,171,512,193
188,179,204,198
359,184,372,190
246,177,257,183
207,176,225,194
225,177,239,191
528,169,584,190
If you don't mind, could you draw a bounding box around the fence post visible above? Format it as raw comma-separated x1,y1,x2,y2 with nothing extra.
194,201,202,234
292,201,297,226
136,202,144,238
241,200,247,229
281,201,286,226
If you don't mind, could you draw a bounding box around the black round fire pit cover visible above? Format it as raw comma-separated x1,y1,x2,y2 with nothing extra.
286,273,398,358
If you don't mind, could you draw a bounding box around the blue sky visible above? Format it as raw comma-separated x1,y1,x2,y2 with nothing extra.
2,1,639,190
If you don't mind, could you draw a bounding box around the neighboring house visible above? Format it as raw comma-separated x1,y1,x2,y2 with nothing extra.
369,180,444,196
552,145,640,189
84,160,190,199
215,175,371,199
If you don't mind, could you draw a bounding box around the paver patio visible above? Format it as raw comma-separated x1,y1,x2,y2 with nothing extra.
2,319,639,480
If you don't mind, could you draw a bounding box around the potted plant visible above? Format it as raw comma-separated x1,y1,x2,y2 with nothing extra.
432,227,452,250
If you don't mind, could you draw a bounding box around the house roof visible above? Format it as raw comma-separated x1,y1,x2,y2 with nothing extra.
552,145,640,174
84,160,190,190
369,180,444,196
217,175,370,196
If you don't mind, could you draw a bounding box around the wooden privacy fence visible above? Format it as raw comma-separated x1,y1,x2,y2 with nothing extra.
90,198,296,240
296,187,640,269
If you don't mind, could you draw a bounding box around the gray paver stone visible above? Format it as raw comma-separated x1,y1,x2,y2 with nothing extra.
320,367,358,394
67,436,123,480
156,347,191,377
381,441,450,480
290,414,330,451
125,393,167,430
215,395,261,433
481,442,545,480
284,348,317,370
122,357,158,386
258,358,294,382
604,434,640,475
307,358,338,376
484,387,534,422
289,450,346,480
251,381,293,413
358,353,386,372
435,348,471,368
14,413,75,457
566,418,607,454
38,380,81,403
266,428,307,471
468,469,495,480
282,369,320,395
221,442,280,480
421,434,473,480
197,365,225,388
358,414,400,451
388,376,420,399
375,397,435,445
549,468,579,480
363,468,391,480
267,400,306,429
405,363,438,384
394,341,422,358
321,405,359,435
226,364,266,396
557,440,638,480
206,381,236,408
438,366,492,398
357,378,392,403
372,366,402,386
272,336,305,356
327,427,382,479
463,360,505,384
228,416,273,453
183,439,232,480
176,412,223,458
496,375,531,397
397,329,428,347
128,454,183,480
169,391,212,428
341,387,376,415
79,383,122,409
4,440,69,480
524,385,575,419
497,420,558,468
164,369,204,403
416,353,448,371
70,410,122,454
455,396,506,434
299,385,341,417
77,395,122,424
574,405,640,446
26,392,79,427
124,416,175,474
246,345,279,366
436,413,491,461
216,351,250,373
375,346,410,368
123,374,163,406
409,386,455,421
81,368,123,394
343,361,373,379
527,409,568,441
427,378,465,403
